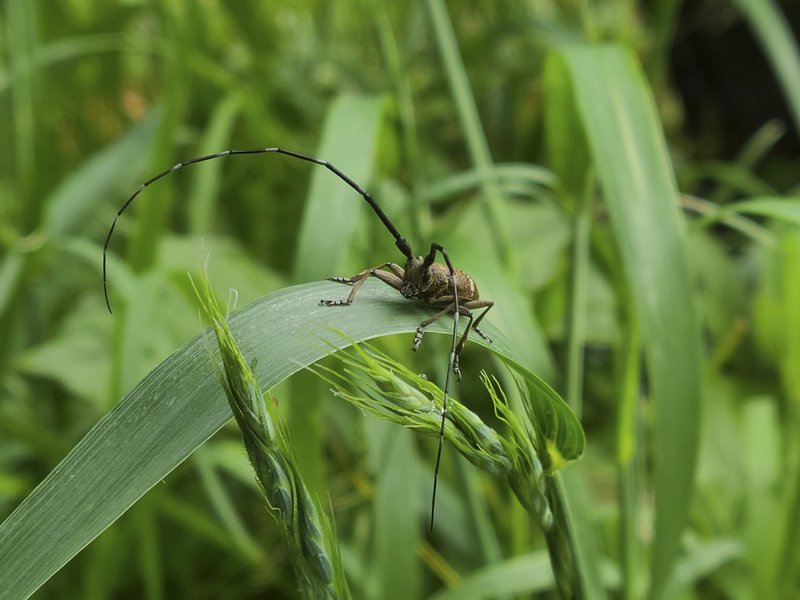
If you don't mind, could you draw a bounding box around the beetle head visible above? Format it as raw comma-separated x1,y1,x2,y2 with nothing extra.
401,256,426,298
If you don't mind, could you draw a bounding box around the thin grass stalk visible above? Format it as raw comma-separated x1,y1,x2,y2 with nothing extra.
542,476,580,600
288,94,385,499
617,311,642,600
6,0,40,228
187,93,244,234
195,278,350,600
372,3,428,242
425,0,513,267
193,446,263,563
564,187,592,418
709,121,785,205
544,183,597,600
774,231,800,599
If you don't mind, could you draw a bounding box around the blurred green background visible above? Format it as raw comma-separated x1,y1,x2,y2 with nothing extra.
1,0,799,598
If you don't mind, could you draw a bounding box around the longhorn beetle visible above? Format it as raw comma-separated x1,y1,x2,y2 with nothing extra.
102,147,494,530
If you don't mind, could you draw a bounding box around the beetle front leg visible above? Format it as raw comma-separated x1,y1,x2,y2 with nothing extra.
320,263,404,306
455,300,494,353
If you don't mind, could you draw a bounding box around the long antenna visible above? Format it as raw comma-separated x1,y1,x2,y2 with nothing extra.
424,243,460,531
102,147,415,313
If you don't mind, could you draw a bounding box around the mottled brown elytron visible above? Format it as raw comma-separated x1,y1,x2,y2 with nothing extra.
102,147,493,531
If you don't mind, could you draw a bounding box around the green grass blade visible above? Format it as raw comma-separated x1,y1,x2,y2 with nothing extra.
758,230,800,598
292,93,385,281
732,0,800,136
545,471,608,600
742,397,782,597
709,120,786,204
693,196,800,230
681,195,776,247
5,0,40,227
43,112,162,237
186,93,245,234
616,306,643,600
564,193,592,417
368,423,421,600
543,54,592,201
372,4,426,240
429,551,554,599
0,279,563,599
0,253,26,323
658,539,743,599
556,45,702,597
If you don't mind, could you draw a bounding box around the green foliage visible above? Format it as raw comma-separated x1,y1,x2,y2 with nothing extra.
1,0,800,598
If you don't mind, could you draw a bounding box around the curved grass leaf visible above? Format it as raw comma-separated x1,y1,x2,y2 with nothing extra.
419,163,555,205
694,197,800,230
429,552,554,600
0,279,581,600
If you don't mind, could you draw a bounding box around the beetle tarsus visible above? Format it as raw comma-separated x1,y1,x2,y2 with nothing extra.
474,327,492,344
319,299,351,306
412,327,425,352
328,276,355,285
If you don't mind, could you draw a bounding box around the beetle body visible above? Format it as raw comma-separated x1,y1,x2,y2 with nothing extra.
322,251,493,360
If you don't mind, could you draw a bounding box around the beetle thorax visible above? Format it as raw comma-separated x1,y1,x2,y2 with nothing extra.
401,256,454,303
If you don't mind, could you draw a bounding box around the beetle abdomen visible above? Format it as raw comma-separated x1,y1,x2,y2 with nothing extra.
456,272,480,301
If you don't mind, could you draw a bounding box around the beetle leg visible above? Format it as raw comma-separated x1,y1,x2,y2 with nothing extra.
414,299,494,354
412,303,459,352
455,300,494,353
320,263,403,305
369,266,404,292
